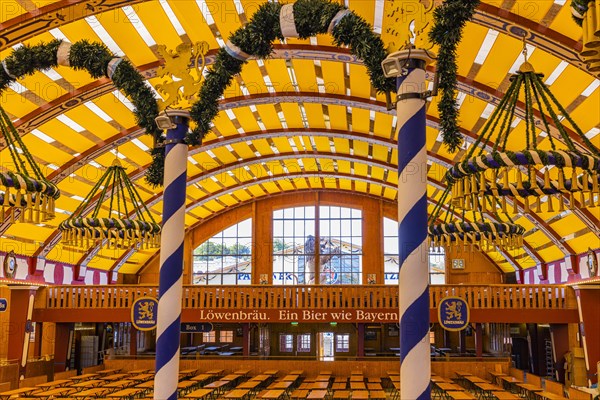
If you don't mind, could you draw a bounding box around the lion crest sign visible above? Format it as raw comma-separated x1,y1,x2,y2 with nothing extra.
438,296,469,331
131,297,158,331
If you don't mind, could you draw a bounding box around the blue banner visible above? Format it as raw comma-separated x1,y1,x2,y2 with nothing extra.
0,298,6,312
438,297,469,331
131,297,158,331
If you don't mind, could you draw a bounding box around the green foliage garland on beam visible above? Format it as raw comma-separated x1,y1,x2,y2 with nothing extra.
429,0,480,153
146,0,396,186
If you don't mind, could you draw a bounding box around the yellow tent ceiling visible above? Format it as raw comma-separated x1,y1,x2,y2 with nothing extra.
0,0,598,274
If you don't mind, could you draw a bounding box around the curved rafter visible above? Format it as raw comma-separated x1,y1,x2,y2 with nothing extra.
27,119,588,267
0,0,593,80
115,183,530,275
76,149,567,269
6,46,592,155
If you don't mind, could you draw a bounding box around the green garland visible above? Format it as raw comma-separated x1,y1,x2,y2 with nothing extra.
0,39,161,155
146,0,395,186
429,0,480,153
570,0,588,26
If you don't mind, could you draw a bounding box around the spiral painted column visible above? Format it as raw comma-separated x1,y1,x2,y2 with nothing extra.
383,49,435,400
154,110,190,400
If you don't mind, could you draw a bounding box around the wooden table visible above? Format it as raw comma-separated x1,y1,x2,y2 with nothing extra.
101,373,129,381
223,389,250,399
332,390,350,399
268,381,292,391
128,373,154,383
488,372,507,386
36,379,72,389
367,382,383,390
316,375,331,382
289,370,304,375
184,388,214,399
70,373,99,383
262,370,279,376
237,380,261,394
534,391,569,400
204,380,229,395
234,369,252,377
351,391,369,400
105,388,145,399
446,391,477,399
493,392,521,400
71,379,105,389
179,369,198,379
96,368,121,376
331,383,346,390
516,384,544,400
431,376,448,383
350,382,366,390
127,369,150,375
0,387,38,400
307,390,328,399
71,388,112,398
103,379,134,390
205,369,224,376
500,376,523,392
437,383,465,392
260,389,286,399
474,382,503,399
32,387,75,399
250,374,272,382
387,370,400,376
281,374,300,382
350,375,364,382
177,380,197,394
309,381,329,390
190,374,213,383
370,391,387,399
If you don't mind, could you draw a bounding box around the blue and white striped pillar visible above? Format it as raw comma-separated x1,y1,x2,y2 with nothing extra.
383,49,435,400
154,110,190,400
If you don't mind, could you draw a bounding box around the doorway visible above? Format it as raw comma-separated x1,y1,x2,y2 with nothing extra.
318,332,335,361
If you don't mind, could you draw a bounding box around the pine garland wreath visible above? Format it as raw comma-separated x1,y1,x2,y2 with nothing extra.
429,0,480,153
147,0,395,186
0,39,162,180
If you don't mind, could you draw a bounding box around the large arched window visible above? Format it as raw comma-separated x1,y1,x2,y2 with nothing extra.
383,217,446,284
192,218,252,285
273,206,362,285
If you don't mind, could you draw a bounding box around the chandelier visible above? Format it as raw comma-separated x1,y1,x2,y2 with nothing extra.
446,44,600,214
0,106,60,223
428,187,525,251
59,157,160,249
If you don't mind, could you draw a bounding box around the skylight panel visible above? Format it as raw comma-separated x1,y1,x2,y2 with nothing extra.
30,129,55,143
109,149,126,159
47,164,59,170
131,138,149,151
585,127,599,139
122,6,156,47
196,0,216,25
553,0,566,4
373,0,384,34
112,90,135,111
84,101,112,122
49,28,68,41
8,81,27,94
473,29,499,64
225,110,237,120
41,68,62,81
71,195,85,201
159,0,186,36
89,160,103,168
480,104,496,119
84,16,124,56
508,44,536,74
544,61,569,85
188,156,199,165
56,115,85,132
233,0,244,15
582,80,599,97
455,92,467,109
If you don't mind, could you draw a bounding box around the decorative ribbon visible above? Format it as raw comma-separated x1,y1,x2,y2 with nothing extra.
280,4,299,38
57,42,72,67
224,41,251,61
1,61,16,80
327,10,351,34
107,58,123,79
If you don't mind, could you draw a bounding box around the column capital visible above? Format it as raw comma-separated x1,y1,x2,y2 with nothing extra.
155,109,191,130
382,48,436,78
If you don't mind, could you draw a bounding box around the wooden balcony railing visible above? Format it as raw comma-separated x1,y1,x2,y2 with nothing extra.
38,284,575,311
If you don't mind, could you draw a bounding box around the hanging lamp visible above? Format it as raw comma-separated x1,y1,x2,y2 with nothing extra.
428,187,525,252
446,41,600,214
0,106,60,223
59,156,160,249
